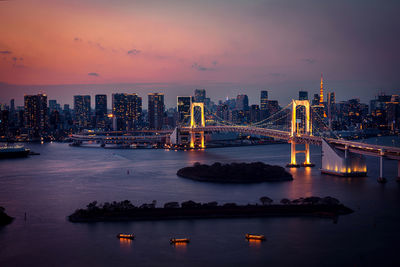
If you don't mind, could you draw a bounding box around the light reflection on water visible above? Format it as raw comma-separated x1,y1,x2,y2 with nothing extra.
119,238,133,250
172,242,188,253
247,239,262,249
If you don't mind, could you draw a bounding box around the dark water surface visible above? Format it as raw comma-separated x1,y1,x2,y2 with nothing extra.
0,137,399,266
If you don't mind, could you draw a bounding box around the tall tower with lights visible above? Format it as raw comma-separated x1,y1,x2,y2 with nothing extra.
319,73,324,104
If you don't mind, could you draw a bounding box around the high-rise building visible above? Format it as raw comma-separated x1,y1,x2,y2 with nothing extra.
387,100,400,131
236,94,249,111
112,93,126,119
148,93,164,129
311,105,325,134
320,73,324,104
95,94,107,128
10,99,15,113
216,104,229,121
299,91,308,100
177,96,191,125
327,92,336,126
73,95,91,128
64,104,70,113
24,93,48,137
49,109,60,131
112,93,142,131
260,91,268,111
9,99,16,127
49,100,58,113
312,94,320,106
250,104,260,122
327,92,335,106
63,104,72,129
126,94,142,130
0,110,9,136
225,98,236,110
194,89,206,103
265,100,280,117
370,93,399,131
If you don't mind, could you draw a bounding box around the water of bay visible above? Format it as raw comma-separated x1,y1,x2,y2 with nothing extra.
0,137,399,266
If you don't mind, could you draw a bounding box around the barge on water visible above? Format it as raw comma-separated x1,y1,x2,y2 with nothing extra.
116,233,135,240
0,146,30,159
245,234,266,241
170,238,190,244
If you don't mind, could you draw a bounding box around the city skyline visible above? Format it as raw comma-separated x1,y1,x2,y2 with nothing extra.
1,0,400,107
0,82,395,110
1,1,400,265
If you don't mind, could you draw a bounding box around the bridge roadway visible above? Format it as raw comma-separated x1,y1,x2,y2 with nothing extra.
71,125,400,160
185,126,400,160
71,134,167,143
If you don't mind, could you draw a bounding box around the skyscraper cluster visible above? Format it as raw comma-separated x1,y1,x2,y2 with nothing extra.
0,83,399,142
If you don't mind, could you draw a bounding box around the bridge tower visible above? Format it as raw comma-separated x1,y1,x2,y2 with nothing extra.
287,100,314,167
190,102,205,148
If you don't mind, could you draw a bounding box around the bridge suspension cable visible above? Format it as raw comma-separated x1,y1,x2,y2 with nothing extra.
250,102,293,126
201,101,294,131
254,105,302,131
203,105,238,126
311,109,341,139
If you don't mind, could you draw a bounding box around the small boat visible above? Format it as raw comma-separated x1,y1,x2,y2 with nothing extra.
117,233,135,240
170,238,190,244
245,234,266,241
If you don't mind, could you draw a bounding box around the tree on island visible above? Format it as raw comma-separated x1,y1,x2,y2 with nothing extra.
303,196,322,205
177,162,293,183
280,198,291,205
322,196,340,205
87,201,98,211
260,196,273,205
67,197,353,223
164,202,180,209
181,200,202,208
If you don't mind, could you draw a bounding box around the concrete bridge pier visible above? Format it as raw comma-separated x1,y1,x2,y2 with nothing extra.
286,141,315,168
377,150,387,183
287,141,300,168
397,161,400,182
302,143,315,167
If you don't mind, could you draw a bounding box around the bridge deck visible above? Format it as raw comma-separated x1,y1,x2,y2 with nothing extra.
185,126,400,160
71,126,400,160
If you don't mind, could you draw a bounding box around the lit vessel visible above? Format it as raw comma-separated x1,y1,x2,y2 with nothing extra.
245,234,266,241
116,233,135,240
170,238,190,244
0,145,30,159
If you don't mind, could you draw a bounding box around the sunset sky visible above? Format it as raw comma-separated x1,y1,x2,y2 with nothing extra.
1,0,399,108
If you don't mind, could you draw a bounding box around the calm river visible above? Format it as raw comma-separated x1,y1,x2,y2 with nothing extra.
0,137,399,266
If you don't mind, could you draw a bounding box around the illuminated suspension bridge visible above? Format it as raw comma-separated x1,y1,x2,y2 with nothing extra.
71,100,400,181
